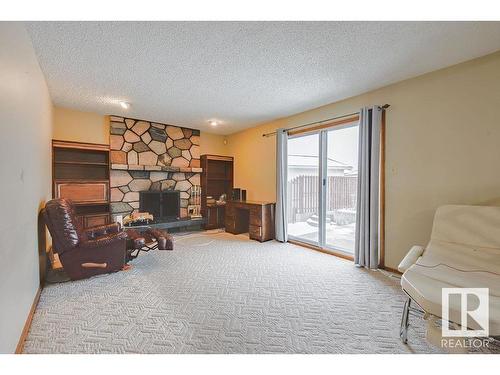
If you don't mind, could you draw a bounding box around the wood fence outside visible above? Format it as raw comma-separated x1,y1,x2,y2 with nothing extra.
287,175,357,223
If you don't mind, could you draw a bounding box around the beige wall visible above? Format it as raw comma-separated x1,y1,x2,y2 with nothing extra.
227,51,500,269
53,107,228,156
53,106,109,144
200,131,229,156
0,23,53,353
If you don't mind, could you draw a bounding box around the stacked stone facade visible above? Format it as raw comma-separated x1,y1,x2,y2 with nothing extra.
109,116,201,219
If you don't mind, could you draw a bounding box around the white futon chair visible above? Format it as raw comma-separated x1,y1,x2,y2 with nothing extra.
398,205,500,343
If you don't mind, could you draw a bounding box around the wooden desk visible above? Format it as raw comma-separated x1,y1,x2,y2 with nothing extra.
225,200,275,242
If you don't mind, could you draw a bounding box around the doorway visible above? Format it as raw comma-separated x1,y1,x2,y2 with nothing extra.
286,119,359,256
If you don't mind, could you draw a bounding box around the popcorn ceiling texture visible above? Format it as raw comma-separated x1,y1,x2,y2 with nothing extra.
109,116,201,219
26,22,500,134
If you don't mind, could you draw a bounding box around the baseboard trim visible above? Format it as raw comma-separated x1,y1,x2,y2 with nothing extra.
381,266,402,275
15,286,42,354
288,239,402,274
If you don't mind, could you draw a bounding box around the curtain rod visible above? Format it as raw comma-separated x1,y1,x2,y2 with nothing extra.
261,104,390,137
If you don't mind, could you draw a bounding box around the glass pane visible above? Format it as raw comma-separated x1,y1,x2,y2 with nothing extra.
325,123,359,253
287,133,319,244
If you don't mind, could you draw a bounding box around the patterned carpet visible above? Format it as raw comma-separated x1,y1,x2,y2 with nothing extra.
24,231,444,354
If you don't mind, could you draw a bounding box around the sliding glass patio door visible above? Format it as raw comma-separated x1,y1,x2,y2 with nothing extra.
287,120,359,255
324,124,359,254
287,132,320,244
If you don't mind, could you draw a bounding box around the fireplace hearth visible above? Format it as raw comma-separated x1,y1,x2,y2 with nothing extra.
139,190,180,221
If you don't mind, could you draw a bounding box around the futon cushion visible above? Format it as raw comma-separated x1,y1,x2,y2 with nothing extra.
401,265,500,335
401,205,500,336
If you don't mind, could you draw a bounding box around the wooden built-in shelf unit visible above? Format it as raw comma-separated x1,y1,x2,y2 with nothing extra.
200,154,234,229
52,140,111,228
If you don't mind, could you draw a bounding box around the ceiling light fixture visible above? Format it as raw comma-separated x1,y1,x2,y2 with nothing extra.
209,120,218,126
120,101,130,109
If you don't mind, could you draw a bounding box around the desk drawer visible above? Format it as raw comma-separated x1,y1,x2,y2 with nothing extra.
250,206,262,216
249,213,262,226
249,225,262,240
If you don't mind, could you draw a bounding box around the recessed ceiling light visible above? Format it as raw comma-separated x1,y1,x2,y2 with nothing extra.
209,120,218,126
120,101,130,109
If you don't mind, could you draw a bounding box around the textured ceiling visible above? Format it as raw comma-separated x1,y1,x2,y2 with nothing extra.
27,22,500,135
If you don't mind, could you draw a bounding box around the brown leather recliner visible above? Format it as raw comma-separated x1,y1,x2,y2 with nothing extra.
43,198,126,280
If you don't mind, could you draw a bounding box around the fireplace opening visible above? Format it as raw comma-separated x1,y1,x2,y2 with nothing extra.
139,190,180,221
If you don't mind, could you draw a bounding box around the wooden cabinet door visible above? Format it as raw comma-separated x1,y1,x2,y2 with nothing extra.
55,181,109,204
225,219,236,234
206,207,218,229
84,214,109,228
217,206,225,228
205,206,226,229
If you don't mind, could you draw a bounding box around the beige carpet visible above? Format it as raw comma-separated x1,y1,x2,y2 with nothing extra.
24,231,446,353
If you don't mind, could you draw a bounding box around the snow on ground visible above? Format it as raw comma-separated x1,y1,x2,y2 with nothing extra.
288,221,355,253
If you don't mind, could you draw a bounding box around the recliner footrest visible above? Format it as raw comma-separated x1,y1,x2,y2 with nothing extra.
145,228,173,250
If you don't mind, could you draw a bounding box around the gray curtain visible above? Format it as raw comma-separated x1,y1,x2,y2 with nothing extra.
354,106,382,269
275,128,288,242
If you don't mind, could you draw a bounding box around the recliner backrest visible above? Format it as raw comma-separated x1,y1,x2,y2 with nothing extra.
44,198,83,253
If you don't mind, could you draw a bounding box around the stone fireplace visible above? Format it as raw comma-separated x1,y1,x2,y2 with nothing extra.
109,116,201,220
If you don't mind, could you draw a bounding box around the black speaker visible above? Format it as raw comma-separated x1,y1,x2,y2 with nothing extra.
241,190,247,201
232,188,241,201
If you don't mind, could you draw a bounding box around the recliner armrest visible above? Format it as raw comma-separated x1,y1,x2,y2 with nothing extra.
80,231,127,249
85,222,120,240
398,245,425,273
